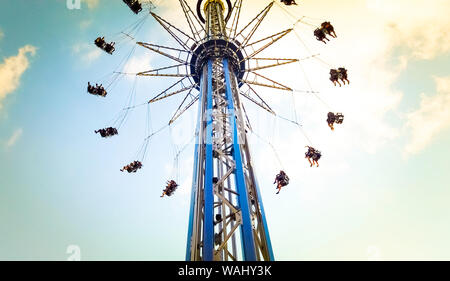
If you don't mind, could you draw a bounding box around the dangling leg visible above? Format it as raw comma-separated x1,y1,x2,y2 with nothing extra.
308,157,313,167
315,160,319,167
276,183,282,194
337,80,342,87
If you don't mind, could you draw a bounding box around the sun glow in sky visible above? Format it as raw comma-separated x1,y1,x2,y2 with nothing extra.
0,0,450,260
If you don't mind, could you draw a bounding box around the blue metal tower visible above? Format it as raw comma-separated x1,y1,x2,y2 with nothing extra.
185,0,279,261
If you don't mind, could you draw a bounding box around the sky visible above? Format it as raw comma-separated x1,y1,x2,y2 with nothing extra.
0,0,449,261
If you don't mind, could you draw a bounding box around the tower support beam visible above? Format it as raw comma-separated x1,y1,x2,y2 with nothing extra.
186,0,274,261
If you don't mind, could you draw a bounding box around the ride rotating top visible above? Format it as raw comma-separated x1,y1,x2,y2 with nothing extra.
189,0,245,87
186,0,274,261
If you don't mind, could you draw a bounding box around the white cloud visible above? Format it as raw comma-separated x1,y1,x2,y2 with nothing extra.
245,0,449,155
377,0,450,61
72,43,102,65
79,20,93,30
6,128,23,148
405,76,450,155
0,45,37,109
396,23,450,60
123,53,153,75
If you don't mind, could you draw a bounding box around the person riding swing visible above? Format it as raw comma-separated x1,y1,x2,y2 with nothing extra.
274,170,289,194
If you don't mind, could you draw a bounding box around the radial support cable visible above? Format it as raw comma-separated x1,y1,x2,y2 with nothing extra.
246,57,299,72
151,12,199,51
137,42,191,64
234,2,274,46
227,0,243,38
148,77,196,103
243,71,293,91
242,28,292,60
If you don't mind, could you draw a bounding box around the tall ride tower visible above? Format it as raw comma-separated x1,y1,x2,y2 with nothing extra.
186,0,274,261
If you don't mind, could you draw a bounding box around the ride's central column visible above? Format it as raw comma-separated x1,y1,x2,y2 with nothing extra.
203,0,257,261
204,0,227,39
187,0,273,262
